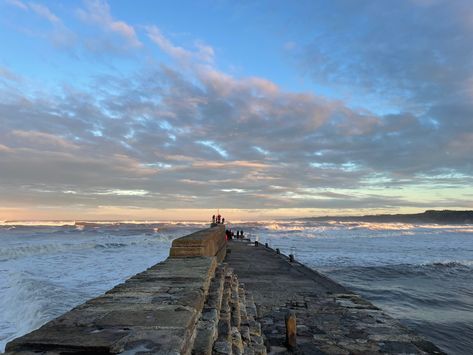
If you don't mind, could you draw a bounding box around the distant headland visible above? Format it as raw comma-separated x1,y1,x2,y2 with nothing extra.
303,210,473,224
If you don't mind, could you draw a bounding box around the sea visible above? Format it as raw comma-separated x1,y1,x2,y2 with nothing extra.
0,220,472,354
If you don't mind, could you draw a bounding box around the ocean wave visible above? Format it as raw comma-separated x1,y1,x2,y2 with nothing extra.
0,221,76,227
324,261,473,285
0,220,210,228
426,260,473,268
263,223,307,232
93,242,128,249
0,236,173,261
0,242,100,261
0,271,89,351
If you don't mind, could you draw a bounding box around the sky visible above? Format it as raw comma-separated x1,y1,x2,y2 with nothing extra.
0,0,473,221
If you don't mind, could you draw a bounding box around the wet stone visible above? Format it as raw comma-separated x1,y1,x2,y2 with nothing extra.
248,320,262,336
203,308,219,322
213,340,232,355
231,327,244,355
240,326,251,343
379,340,420,354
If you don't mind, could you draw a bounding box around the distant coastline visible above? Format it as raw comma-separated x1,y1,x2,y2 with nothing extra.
302,210,473,224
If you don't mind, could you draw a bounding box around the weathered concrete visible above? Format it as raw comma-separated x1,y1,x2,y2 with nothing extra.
225,240,445,354
170,225,226,262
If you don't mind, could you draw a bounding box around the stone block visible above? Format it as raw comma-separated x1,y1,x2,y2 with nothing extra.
95,305,198,328
231,327,244,355
213,339,232,355
192,326,218,355
170,226,226,261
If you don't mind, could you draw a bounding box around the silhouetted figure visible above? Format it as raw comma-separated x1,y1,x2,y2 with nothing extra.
240,230,244,238
212,215,216,224
222,217,225,224
217,214,221,224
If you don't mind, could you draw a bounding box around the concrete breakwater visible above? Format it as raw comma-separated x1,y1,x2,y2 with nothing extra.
5,226,445,354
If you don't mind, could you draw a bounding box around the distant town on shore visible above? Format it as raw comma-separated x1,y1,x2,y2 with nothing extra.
304,210,473,224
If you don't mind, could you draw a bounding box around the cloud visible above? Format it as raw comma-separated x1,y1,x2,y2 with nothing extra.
93,189,150,196
146,25,192,61
4,0,78,49
146,25,215,64
28,2,60,24
1,2,472,214
0,66,21,82
5,0,27,10
1,55,470,211
11,130,79,150
0,144,13,152
291,1,473,114
6,0,61,24
77,0,141,48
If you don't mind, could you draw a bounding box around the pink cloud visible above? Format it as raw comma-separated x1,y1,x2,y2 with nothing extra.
11,130,78,150
146,25,191,61
77,0,141,47
447,133,473,156
0,144,13,152
191,161,271,169
146,25,215,64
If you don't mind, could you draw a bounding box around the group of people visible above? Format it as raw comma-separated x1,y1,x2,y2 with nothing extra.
212,214,225,224
211,214,245,240
225,229,245,240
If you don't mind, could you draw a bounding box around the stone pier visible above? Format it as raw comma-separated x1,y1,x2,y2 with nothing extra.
5,226,445,354
225,240,445,354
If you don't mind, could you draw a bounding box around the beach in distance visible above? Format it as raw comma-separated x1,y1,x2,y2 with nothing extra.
0,219,472,354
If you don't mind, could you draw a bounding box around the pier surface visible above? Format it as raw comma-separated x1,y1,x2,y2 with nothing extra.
226,240,444,354
5,227,445,354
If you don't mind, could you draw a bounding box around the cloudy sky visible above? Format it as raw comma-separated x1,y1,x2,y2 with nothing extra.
1,0,472,220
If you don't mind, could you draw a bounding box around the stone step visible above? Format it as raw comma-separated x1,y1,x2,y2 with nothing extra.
192,266,267,355
212,269,234,355
193,264,227,355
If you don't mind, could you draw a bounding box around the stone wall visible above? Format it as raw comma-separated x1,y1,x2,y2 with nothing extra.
170,225,227,262
5,226,243,355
